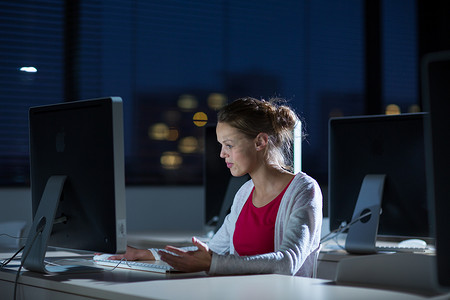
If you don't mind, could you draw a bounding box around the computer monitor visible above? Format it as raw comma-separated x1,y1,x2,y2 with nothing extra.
22,97,127,274
422,51,450,288
328,113,432,241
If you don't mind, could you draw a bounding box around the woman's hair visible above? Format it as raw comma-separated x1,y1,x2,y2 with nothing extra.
217,97,302,171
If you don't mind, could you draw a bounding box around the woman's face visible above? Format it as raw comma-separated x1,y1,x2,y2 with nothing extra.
216,122,258,177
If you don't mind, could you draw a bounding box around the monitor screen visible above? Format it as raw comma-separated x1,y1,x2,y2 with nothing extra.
22,97,127,274
422,51,450,288
328,113,431,240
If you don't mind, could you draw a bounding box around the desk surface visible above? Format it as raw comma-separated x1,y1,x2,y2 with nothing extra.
0,268,435,300
0,251,443,300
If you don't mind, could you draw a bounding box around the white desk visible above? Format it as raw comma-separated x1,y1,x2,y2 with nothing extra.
0,267,435,300
0,250,444,300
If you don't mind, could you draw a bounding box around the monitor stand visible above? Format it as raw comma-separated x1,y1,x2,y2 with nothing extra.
21,175,103,274
345,174,386,254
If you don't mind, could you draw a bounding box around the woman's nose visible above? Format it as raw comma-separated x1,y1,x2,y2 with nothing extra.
219,147,227,158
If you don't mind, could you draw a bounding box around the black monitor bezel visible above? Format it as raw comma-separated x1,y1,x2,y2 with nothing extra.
28,97,127,255
422,51,450,288
328,112,432,241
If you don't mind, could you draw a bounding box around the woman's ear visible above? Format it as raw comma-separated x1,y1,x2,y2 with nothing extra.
255,133,269,151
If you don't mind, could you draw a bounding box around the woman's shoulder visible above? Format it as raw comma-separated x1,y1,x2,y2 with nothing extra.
287,172,322,201
291,172,319,188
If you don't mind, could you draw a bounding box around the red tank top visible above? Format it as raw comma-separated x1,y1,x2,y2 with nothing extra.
233,180,292,256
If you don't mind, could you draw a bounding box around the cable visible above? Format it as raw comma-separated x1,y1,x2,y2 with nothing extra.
0,233,27,240
93,257,128,272
321,211,373,244
13,219,46,300
0,246,25,269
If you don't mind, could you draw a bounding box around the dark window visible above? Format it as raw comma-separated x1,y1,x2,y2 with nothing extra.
0,0,419,186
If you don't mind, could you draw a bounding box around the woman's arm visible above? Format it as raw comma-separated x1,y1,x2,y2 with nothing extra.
158,237,212,272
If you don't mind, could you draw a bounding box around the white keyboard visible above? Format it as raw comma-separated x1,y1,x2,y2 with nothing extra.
93,254,174,273
376,245,427,253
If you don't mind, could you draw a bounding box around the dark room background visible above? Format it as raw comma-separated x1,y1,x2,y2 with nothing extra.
1,0,448,190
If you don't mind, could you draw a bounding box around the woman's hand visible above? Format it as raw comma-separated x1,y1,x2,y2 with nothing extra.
159,237,212,273
107,245,154,261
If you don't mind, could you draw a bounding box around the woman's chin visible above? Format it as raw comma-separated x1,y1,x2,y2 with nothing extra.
230,170,246,177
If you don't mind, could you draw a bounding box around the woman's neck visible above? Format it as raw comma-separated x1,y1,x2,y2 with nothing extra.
250,167,294,207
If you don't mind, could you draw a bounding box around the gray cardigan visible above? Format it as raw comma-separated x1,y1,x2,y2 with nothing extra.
207,172,322,276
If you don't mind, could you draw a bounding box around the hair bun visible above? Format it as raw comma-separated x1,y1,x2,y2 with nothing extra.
265,98,298,134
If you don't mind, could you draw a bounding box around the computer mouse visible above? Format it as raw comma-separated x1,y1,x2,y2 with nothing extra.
398,238,427,248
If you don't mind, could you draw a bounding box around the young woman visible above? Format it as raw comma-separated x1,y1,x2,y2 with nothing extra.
109,97,322,277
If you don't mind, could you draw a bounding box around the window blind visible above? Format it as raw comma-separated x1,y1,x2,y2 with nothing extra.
0,0,64,185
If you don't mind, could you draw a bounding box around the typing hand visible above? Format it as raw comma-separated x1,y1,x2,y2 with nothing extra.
105,245,154,261
159,237,212,273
